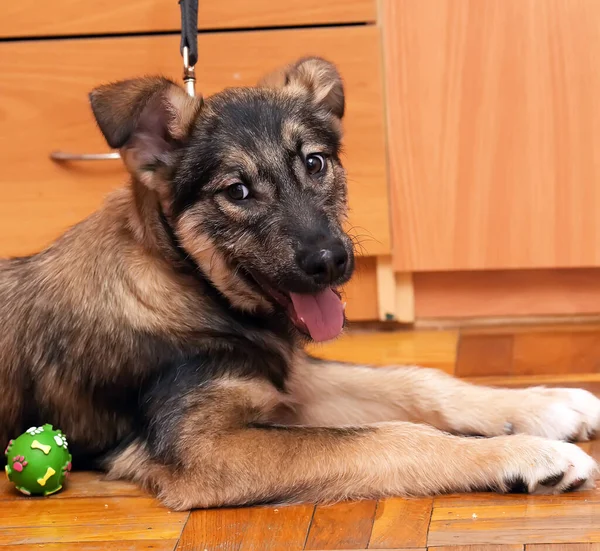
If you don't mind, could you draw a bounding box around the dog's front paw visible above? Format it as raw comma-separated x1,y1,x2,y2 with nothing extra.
508,387,600,442
493,436,598,495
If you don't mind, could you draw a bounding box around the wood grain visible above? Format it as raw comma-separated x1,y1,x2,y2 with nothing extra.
0,497,180,527
176,504,314,550
342,256,380,321
0,471,145,501
434,486,600,509
461,322,600,336
369,498,433,549
0,26,389,258
527,545,600,551
414,269,600,320
428,502,600,546
307,330,458,373
0,497,187,546
0,543,177,550
383,0,600,271
431,546,524,551
1,0,376,37
512,332,600,375
456,334,514,377
304,500,376,550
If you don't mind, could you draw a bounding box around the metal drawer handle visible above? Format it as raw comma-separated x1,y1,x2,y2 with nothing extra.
50,151,121,161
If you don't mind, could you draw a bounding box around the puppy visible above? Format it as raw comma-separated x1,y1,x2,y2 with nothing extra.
1,57,598,510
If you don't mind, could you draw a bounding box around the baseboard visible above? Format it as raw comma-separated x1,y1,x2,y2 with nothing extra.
414,268,600,319
414,313,600,331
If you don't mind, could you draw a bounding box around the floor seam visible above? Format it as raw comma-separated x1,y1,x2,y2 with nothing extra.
173,510,191,550
366,499,383,549
424,498,435,548
302,504,318,550
365,500,378,549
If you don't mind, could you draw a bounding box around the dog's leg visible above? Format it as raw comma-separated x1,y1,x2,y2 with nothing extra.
286,356,600,441
106,376,597,510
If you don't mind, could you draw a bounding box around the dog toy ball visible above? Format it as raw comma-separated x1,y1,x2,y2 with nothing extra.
4,424,72,496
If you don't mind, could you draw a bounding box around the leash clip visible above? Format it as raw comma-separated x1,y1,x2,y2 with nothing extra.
183,46,196,98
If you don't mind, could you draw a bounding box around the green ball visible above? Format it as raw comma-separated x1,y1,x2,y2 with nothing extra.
4,424,72,496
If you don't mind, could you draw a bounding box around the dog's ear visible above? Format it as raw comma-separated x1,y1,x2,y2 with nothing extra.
259,57,345,119
89,76,202,188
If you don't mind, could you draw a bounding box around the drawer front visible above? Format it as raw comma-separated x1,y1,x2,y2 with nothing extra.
0,26,390,258
1,0,376,38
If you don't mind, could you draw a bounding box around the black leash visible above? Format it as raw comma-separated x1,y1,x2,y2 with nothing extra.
49,2,199,162
179,0,199,97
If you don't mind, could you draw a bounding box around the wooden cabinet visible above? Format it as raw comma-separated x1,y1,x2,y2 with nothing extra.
380,0,600,321
9,0,600,323
1,0,375,37
0,3,390,322
8,0,599,324
383,0,600,273
0,27,388,259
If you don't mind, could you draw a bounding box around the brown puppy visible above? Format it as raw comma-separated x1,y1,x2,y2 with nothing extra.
1,58,598,510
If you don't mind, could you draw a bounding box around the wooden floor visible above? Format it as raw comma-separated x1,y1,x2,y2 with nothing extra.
2,323,600,550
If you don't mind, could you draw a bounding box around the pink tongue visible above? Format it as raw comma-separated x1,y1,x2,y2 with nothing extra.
289,289,344,342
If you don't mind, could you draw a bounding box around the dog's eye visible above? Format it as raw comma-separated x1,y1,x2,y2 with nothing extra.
305,154,326,175
226,183,250,201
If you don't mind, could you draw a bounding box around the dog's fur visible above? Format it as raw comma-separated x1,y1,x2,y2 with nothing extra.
1,57,599,510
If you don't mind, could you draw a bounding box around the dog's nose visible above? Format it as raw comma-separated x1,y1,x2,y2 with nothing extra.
297,241,348,284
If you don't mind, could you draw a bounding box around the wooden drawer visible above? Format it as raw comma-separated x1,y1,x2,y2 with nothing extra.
0,26,390,258
1,0,376,38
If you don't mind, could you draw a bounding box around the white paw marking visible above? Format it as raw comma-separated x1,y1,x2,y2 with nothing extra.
53,435,68,449
26,426,44,435
504,438,598,495
514,388,600,441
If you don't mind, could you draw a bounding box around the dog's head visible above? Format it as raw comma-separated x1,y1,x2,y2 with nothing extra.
90,57,354,342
